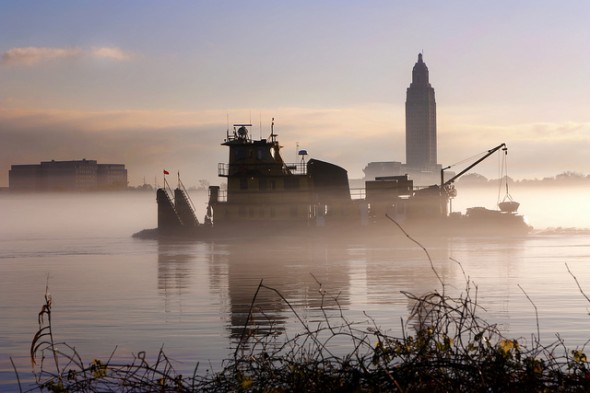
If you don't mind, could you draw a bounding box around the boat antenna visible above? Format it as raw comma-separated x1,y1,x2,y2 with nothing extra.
226,113,230,140
269,117,276,142
259,112,262,140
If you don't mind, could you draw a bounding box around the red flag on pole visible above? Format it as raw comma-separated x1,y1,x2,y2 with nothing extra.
163,170,169,175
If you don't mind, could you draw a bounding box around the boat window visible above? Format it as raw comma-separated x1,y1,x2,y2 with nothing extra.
236,148,246,160
240,178,248,190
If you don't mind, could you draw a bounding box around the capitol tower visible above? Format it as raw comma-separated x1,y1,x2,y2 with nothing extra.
405,53,437,171
362,53,442,185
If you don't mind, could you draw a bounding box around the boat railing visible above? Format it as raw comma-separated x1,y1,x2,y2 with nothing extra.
217,162,307,177
177,177,198,217
216,189,227,202
350,188,366,200
218,163,228,177
284,162,306,175
163,177,175,201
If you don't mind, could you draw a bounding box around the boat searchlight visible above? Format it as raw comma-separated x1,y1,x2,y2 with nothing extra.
298,149,308,163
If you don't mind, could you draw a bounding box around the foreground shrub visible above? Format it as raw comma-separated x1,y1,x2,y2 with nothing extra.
22,272,590,392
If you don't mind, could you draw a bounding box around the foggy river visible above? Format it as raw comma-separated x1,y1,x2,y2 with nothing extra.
1,187,589,389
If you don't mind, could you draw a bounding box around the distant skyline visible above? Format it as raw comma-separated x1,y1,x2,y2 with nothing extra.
1,1,589,187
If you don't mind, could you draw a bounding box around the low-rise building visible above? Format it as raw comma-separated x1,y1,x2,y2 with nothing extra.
8,159,128,191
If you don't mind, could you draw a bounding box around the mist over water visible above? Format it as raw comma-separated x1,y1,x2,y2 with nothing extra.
0,192,156,240
451,184,590,230
1,187,589,389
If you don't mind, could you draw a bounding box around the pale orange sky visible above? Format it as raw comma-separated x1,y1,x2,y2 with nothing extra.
1,1,589,187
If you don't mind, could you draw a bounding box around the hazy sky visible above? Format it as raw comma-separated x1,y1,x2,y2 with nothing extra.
1,1,589,187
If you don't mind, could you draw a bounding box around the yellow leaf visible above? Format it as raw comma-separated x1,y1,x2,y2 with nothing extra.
241,376,253,389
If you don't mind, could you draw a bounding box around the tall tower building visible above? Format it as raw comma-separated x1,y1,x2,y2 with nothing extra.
405,53,437,170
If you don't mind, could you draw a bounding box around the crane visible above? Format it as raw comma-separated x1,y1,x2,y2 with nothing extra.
440,143,507,193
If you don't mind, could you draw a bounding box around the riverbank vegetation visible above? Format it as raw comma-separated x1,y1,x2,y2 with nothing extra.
457,170,590,187
17,262,590,393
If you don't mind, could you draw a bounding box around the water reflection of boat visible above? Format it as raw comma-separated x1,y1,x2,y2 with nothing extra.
133,123,531,239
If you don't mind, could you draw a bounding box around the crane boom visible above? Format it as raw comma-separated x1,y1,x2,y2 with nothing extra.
441,143,507,187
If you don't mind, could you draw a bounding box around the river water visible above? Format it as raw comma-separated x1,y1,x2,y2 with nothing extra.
1,186,589,390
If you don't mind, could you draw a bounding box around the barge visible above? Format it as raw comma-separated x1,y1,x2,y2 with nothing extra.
133,123,531,239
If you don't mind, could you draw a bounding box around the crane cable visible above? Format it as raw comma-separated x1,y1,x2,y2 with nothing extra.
446,149,491,170
497,148,513,204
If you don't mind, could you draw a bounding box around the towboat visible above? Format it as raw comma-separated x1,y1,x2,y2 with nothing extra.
133,124,531,239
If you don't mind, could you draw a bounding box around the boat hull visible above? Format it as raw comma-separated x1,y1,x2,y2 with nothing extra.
133,210,531,241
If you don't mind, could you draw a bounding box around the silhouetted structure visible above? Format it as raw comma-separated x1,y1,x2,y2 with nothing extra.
406,53,437,170
136,60,532,239
363,53,442,185
9,159,127,191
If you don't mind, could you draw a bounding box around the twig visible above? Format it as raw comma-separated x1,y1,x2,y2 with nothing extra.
518,284,541,345
385,213,445,293
235,279,264,359
9,357,23,393
565,262,590,305
260,283,337,359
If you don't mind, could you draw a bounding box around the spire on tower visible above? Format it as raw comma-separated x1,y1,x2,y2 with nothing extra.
406,53,437,171
411,53,430,86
